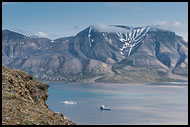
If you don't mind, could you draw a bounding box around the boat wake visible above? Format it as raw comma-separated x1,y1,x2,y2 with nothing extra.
61,100,77,105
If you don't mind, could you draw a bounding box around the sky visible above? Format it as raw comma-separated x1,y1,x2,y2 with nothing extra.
2,2,188,41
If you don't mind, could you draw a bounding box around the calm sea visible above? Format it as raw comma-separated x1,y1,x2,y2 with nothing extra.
46,82,188,125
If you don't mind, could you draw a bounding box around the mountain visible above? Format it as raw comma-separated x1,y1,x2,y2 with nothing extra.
2,24,188,83
2,66,75,125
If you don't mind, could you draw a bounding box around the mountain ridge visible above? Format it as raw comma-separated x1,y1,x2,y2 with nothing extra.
2,24,188,83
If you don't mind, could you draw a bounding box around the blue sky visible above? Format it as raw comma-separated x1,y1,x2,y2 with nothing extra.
2,2,188,41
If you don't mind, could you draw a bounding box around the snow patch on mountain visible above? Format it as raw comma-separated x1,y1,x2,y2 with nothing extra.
102,33,113,44
89,24,152,56
88,27,92,47
118,26,150,56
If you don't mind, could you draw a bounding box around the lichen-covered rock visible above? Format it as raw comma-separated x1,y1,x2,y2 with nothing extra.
2,66,75,125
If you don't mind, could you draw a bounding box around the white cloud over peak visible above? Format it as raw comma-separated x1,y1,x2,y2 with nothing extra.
155,21,168,26
153,21,188,41
35,32,48,37
154,21,186,32
91,23,130,33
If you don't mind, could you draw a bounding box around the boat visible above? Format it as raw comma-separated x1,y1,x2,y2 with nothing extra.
61,100,77,104
100,105,111,110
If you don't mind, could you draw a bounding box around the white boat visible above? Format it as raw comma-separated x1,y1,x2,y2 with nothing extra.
100,105,111,110
61,100,77,104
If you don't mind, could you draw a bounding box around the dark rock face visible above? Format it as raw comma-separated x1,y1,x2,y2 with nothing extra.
2,66,75,125
2,25,188,83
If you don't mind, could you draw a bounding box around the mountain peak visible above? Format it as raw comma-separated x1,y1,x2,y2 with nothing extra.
2,29,26,39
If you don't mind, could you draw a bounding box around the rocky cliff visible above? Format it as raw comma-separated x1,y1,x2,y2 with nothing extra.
2,66,75,125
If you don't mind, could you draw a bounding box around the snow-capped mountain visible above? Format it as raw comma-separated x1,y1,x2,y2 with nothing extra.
2,24,188,83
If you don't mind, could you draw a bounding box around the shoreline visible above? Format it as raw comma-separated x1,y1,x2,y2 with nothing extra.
44,80,188,88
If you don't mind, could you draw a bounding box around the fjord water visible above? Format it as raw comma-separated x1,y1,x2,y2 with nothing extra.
46,82,188,125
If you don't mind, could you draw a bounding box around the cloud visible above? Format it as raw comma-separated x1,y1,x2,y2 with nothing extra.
35,32,48,37
154,21,186,32
173,21,181,26
154,21,168,26
91,23,130,33
73,26,79,29
153,21,188,41
105,2,128,8
133,7,143,10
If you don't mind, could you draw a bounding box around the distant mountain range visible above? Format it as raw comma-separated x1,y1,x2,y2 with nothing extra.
2,24,188,83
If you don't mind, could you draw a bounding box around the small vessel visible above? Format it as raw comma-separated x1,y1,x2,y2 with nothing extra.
100,105,111,110
61,100,77,104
